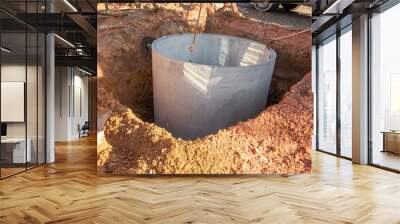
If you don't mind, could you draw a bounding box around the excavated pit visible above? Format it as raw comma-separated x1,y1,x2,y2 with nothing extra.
97,4,312,174
152,33,276,139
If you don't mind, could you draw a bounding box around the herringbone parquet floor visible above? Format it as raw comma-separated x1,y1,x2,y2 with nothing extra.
1,136,400,224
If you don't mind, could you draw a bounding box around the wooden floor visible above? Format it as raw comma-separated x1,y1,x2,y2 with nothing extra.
0,167,26,178
1,136,400,223
372,150,400,171
1,163,45,178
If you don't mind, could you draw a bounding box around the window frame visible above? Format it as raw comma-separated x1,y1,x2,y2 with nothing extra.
315,23,353,160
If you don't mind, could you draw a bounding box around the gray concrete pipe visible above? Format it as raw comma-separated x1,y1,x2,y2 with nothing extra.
152,33,277,139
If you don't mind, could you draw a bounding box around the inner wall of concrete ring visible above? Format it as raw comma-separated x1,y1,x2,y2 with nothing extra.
152,33,277,140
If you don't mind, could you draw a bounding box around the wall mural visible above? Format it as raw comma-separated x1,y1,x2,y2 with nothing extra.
97,3,312,175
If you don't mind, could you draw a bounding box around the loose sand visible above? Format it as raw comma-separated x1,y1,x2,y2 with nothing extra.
97,4,312,175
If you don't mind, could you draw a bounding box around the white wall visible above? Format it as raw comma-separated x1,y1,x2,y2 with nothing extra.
55,67,89,141
1,65,40,138
55,67,70,141
72,72,89,138
1,63,46,164
1,65,26,138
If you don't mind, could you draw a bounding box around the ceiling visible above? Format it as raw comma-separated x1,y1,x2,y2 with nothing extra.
1,0,394,73
312,0,391,43
0,0,97,74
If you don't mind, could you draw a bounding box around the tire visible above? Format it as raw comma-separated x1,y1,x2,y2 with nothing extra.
282,4,298,11
253,3,278,12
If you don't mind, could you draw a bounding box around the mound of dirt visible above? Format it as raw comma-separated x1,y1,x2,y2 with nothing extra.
98,73,312,174
97,4,312,175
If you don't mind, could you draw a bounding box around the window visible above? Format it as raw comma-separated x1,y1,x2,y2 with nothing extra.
339,26,352,158
316,24,353,158
370,3,400,171
0,1,47,179
317,35,337,154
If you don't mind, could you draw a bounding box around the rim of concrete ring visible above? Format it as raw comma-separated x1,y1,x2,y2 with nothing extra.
152,32,277,69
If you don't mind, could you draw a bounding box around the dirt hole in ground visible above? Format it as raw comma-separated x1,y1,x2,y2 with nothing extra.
97,4,312,174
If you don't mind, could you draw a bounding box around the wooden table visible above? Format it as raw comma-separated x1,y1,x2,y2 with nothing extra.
381,131,400,154
1,138,31,164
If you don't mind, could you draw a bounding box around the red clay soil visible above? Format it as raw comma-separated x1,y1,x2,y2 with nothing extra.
206,12,311,105
97,4,312,175
98,73,312,174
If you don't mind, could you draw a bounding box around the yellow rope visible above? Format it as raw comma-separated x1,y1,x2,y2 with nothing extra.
271,28,311,42
189,3,204,53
